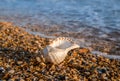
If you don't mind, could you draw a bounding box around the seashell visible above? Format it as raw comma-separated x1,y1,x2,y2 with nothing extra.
43,37,80,64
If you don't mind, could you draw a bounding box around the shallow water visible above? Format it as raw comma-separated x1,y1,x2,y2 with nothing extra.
0,0,120,30
0,0,120,56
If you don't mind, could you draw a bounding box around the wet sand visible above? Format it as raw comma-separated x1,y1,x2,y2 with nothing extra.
0,22,120,80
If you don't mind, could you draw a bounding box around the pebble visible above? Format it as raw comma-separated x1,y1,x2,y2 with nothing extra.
8,70,15,74
36,57,41,62
17,61,23,65
0,67,5,73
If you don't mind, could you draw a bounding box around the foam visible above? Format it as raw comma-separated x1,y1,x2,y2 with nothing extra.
91,51,120,60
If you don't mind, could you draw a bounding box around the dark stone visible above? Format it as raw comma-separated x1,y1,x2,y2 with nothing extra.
57,75,66,80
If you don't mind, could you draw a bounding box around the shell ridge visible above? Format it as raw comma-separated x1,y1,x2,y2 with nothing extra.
51,52,60,64
55,37,73,43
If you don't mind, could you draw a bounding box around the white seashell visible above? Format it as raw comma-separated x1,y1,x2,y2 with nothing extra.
43,37,80,64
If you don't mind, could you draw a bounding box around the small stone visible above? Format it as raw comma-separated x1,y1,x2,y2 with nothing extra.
50,65,55,70
91,58,96,62
85,72,90,75
17,61,23,65
6,64,10,68
73,75,78,80
0,67,5,73
101,73,107,79
20,78,25,81
73,51,78,57
8,70,15,74
36,57,41,62
57,75,66,80
79,48,89,54
39,79,44,81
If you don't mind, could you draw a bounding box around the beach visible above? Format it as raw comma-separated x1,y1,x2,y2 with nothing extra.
0,22,120,80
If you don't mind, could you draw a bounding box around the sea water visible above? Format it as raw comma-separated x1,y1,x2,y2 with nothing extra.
0,0,120,30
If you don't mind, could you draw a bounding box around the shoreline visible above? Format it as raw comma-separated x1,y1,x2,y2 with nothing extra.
0,22,120,80
22,22,120,56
